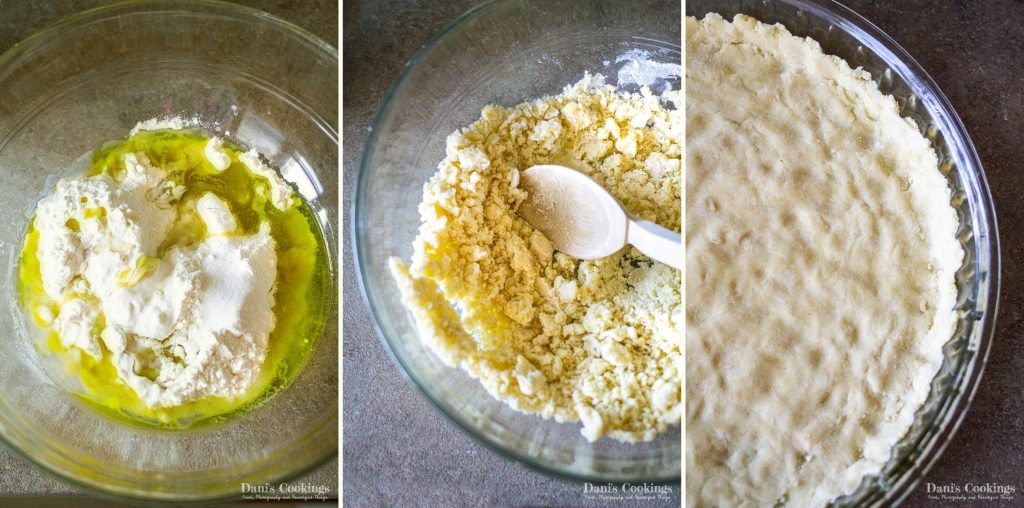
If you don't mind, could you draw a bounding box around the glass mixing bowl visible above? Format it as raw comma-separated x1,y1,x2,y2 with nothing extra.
0,0,338,501
686,1,1000,505
354,0,681,482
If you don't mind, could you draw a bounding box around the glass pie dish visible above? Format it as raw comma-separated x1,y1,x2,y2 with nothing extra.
354,0,682,483
0,0,338,501
686,0,1000,505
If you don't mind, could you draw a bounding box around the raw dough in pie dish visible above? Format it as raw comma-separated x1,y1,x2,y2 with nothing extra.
686,14,962,507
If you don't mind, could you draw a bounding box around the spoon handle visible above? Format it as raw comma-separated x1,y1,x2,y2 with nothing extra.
626,217,683,270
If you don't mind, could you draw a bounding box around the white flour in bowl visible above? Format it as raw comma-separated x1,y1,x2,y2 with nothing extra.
33,148,278,408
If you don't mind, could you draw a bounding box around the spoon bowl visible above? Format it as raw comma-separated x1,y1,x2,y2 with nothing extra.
519,164,628,259
519,164,682,269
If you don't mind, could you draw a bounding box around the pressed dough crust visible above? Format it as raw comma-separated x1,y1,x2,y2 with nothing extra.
686,14,962,506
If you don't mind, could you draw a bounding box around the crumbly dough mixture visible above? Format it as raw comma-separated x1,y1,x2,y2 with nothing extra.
687,14,962,506
390,76,682,442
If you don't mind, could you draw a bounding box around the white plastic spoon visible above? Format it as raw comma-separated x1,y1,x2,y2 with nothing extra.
518,164,682,270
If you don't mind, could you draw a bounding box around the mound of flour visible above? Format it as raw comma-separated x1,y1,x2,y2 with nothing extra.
33,151,278,408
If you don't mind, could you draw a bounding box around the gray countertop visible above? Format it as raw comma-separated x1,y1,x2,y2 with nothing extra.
343,1,1023,507
0,0,338,503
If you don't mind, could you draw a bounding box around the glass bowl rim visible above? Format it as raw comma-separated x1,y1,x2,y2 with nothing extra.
353,0,682,484
686,0,1001,505
0,0,340,501
0,0,338,76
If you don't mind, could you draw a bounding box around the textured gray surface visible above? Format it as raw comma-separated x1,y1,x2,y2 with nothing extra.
835,1,1023,507
0,0,338,501
342,1,681,507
